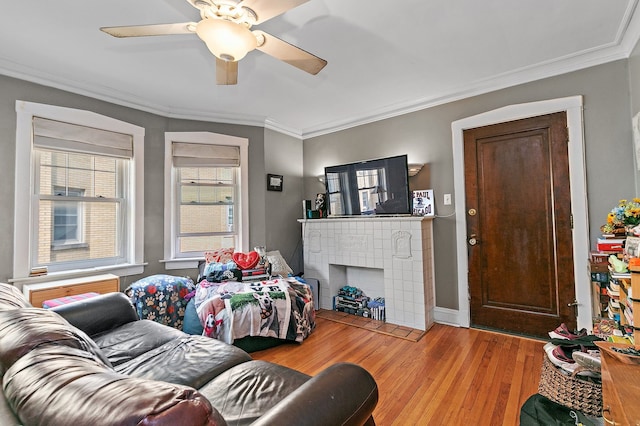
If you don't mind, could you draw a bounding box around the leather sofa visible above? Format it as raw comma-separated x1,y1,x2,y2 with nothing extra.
0,283,378,425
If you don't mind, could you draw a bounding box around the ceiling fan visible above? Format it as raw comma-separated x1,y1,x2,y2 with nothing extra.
100,0,327,85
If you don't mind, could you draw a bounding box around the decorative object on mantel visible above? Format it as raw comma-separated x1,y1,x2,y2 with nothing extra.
412,189,434,217
601,198,640,236
314,193,327,217
266,174,283,191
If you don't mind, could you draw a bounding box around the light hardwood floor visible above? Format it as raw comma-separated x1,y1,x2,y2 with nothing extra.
251,317,546,425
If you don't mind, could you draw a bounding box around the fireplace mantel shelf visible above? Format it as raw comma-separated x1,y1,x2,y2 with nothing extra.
298,216,433,223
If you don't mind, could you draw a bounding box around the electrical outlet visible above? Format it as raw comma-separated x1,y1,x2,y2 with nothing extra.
444,194,452,205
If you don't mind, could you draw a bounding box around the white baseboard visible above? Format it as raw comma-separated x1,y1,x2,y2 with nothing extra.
433,307,463,327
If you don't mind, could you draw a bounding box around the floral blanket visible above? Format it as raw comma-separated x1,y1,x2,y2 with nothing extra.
194,277,315,344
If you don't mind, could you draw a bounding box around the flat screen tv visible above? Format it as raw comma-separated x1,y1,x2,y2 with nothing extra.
324,154,411,216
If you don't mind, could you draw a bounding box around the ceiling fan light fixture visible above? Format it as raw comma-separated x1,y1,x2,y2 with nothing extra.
196,18,256,61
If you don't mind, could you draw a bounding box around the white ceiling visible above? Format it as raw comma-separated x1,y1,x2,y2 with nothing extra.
1,0,639,138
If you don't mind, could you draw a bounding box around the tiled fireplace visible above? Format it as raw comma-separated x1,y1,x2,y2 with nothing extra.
299,216,435,331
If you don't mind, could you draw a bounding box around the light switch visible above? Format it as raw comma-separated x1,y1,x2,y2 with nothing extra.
444,194,452,205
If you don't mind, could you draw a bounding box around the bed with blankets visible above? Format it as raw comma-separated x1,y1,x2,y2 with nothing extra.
193,277,315,344
181,248,316,350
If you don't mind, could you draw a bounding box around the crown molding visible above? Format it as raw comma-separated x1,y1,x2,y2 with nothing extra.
0,58,269,128
301,42,635,139
300,0,640,138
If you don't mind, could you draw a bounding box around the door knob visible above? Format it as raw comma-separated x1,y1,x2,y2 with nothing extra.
468,234,478,246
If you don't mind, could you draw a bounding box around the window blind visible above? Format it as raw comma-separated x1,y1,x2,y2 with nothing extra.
32,117,133,158
172,142,240,167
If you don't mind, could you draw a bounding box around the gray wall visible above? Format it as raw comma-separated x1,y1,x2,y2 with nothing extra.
303,59,636,310
0,74,304,287
1,58,638,311
264,128,305,274
628,39,640,191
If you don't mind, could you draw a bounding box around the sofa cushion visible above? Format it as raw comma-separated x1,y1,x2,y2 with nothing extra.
3,345,225,426
0,284,30,311
0,308,111,373
52,291,139,337
115,335,252,388
198,360,310,426
92,319,186,366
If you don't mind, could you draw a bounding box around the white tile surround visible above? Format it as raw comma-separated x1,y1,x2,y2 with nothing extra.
299,216,435,331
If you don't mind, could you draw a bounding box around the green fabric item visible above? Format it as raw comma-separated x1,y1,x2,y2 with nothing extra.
520,394,600,426
548,335,603,348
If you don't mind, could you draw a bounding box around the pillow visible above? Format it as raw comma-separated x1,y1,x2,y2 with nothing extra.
203,260,238,277
182,298,204,335
266,250,293,277
206,268,242,283
232,251,260,270
204,248,234,264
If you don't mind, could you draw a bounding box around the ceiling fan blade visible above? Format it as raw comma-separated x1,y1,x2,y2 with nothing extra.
241,0,309,24
216,58,238,85
100,22,197,38
254,30,326,75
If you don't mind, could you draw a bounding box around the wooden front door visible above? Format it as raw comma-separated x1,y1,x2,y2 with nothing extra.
464,112,576,337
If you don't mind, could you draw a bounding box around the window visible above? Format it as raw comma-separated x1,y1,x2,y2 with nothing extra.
326,171,346,215
35,149,124,267
177,167,236,252
52,186,85,247
164,132,248,269
356,168,385,213
14,101,145,280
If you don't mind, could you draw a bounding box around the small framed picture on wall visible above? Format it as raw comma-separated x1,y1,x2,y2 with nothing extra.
267,174,283,191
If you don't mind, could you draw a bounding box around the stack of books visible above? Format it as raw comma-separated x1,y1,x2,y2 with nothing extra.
240,265,270,281
29,266,48,277
607,277,621,320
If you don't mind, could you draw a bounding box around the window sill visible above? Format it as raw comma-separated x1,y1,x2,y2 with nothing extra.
161,258,203,270
10,263,147,286
51,242,89,251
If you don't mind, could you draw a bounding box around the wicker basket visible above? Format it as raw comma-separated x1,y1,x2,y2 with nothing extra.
538,355,602,417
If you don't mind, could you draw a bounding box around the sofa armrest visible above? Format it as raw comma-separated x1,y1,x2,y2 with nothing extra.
252,362,378,426
51,292,138,337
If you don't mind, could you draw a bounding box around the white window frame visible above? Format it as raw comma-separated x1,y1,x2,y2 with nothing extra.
12,101,145,283
163,132,249,270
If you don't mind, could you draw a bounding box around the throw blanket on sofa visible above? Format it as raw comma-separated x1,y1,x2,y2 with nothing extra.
194,277,315,344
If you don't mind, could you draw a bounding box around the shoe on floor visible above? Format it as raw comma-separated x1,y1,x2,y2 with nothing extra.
572,350,601,372
551,345,578,364
543,343,600,378
548,323,588,340
544,342,576,366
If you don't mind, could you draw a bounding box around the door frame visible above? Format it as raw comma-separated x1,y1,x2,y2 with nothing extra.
451,96,591,332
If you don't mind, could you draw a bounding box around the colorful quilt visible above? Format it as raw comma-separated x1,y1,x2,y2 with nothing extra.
194,277,315,344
